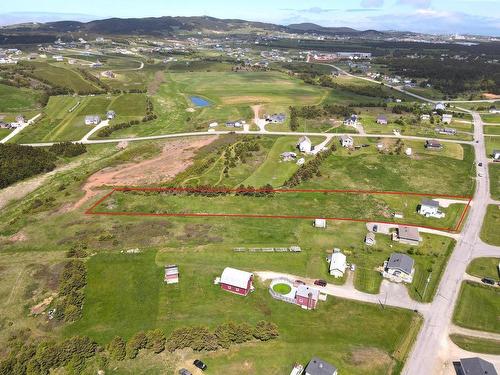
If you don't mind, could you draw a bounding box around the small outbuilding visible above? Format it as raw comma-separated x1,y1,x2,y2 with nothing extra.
106,110,116,120
425,140,443,150
493,150,500,161
314,218,326,228
164,265,179,284
365,232,376,246
441,114,453,124
376,115,388,125
295,285,320,310
304,357,338,375
219,267,254,296
329,250,347,278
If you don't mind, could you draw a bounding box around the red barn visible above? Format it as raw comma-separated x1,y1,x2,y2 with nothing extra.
295,285,319,310
220,267,254,296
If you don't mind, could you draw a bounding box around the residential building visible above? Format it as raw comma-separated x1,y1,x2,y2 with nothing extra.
458,357,498,375
219,267,254,296
395,225,421,245
297,136,312,153
493,150,500,161
442,114,453,124
343,114,358,126
340,135,354,148
281,152,297,161
383,253,415,283
435,102,446,111
436,127,456,135
295,285,319,310
304,357,338,375
329,250,347,278
106,110,116,120
265,113,286,123
489,107,500,114
314,218,326,228
377,115,388,125
421,114,431,121
84,115,101,125
425,140,443,150
419,199,445,218
164,265,179,284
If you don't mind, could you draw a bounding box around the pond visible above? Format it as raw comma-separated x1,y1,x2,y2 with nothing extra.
190,96,211,107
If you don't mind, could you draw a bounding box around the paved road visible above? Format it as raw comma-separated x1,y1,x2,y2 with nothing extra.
0,113,41,144
403,111,498,375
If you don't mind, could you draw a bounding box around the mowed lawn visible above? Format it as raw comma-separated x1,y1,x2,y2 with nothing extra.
453,281,500,333
490,163,500,200
0,83,39,112
466,257,500,281
66,248,421,374
480,205,500,246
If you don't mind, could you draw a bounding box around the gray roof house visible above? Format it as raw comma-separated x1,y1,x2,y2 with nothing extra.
397,225,421,245
383,252,415,283
458,357,498,375
305,357,338,375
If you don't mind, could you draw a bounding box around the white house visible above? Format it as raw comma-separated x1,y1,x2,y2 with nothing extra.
106,110,116,120
442,114,453,124
343,115,358,126
493,150,500,161
376,115,388,125
297,136,312,153
421,114,431,121
329,250,347,278
435,102,446,111
382,253,415,283
419,199,445,218
84,115,101,125
340,135,353,148
314,219,326,228
489,107,500,114
365,232,376,246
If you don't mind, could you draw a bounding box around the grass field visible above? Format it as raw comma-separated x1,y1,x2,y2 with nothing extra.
64,249,422,374
466,257,500,281
482,113,500,124
453,281,500,333
29,62,100,93
0,83,40,112
485,136,500,158
484,125,500,135
489,163,500,200
14,93,146,143
0,128,12,139
450,334,500,355
480,205,500,246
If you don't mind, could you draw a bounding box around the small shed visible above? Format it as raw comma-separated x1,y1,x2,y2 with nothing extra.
365,232,376,246
164,265,179,284
220,267,254,296
304,357,338,375
314,219,326,228
295,285,320,310
329,250,347,278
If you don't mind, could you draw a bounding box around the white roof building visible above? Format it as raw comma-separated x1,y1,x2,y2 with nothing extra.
340,135,354,148
442,114,453,124
220,267,253,289
297,136,312,153
329,251,347,278
314,219,326,228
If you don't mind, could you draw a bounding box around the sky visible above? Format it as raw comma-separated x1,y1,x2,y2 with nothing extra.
0,0,499,36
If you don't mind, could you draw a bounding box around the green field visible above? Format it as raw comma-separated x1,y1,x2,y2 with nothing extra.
0,128,12,139
453,281,500,333
14,93,147,143
466,257,500,281
480,205,500,246
484,125,500,135
450,334,500,355
482,113,500,124
64,250,421,374
490,163,500,200
29,62,100,93
0,83,39,112
485,136,500,158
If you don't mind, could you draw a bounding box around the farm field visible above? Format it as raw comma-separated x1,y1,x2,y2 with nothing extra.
14,93,147,143
466,257,500,281
489,163,500,200
480,205,500,246
64,250,422,374
0,83,40,112
453,281,500,333
91,188,468,231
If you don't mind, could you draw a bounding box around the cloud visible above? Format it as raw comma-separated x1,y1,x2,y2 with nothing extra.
361,0,384,7
296,7,338,14
397,0,432,7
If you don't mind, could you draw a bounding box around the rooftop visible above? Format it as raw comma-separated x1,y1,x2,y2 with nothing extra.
460,357,498,375
387,253,414,275
304,357,337,375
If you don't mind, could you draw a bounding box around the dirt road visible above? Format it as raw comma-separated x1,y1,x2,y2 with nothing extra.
72,137,216,209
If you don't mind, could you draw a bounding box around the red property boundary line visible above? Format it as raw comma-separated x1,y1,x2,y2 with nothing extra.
85,187,473,233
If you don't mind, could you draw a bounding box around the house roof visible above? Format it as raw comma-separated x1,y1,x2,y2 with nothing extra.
298,136,311,144
220,267,253,289
366,232,376,241
296,285,320,300
398,225,420,242
377,115,387,120
85,115,100,121
340,135,353,142
387,253,414,275
330,252,347,271
421,199,439,208
305,357,337,375
460,357,498,375
493,150,500,155
426,140,442,147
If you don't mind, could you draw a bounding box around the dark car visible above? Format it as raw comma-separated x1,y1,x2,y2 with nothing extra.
295,279,306,285
478,162,483,167
314,279,327,287
481,278,496,285
373,225,378,233
193,359,207,371
179,369,192,375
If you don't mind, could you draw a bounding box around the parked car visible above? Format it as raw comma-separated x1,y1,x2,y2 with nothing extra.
179,369,192,375
478,162,483,167
481,278,496,286
373,225,378,233
350,264,356,272
295,279,305,285
193,360,207,371
314,279,327,287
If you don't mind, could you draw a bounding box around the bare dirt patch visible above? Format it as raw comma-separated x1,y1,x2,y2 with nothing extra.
347,347,393,370
148,70,165,95
483,93,500,100
73,137,217,210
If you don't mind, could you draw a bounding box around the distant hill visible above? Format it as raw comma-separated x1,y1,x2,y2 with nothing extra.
0,15,383,37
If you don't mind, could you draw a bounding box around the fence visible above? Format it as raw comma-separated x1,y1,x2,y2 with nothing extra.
233,246,302,253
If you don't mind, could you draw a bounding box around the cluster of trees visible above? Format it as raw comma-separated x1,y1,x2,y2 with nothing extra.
48,142,87,158
285,147,334,187
77,68,110,93
289,104,352,131
0,144,57,189
222,138,261,176
51,260,87,323
378,57,500,96
234,184,275,197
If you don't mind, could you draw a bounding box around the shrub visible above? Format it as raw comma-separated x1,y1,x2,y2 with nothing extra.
108,337,126,361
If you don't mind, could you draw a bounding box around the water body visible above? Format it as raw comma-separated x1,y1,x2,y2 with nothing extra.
190,96,211,107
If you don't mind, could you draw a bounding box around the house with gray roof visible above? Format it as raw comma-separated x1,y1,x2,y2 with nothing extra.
305,357,338,375
458,357,498,375
396,225,421,246
382,252,415,283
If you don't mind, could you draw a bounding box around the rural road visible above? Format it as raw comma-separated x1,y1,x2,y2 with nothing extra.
0,113,42,144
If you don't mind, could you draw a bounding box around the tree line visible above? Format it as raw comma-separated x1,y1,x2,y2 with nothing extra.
289,104,352,131
285,147,334,187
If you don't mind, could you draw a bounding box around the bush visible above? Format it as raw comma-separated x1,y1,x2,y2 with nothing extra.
145,329,166,354
108,337,126,361
48,142,87,158
126,331,147,359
